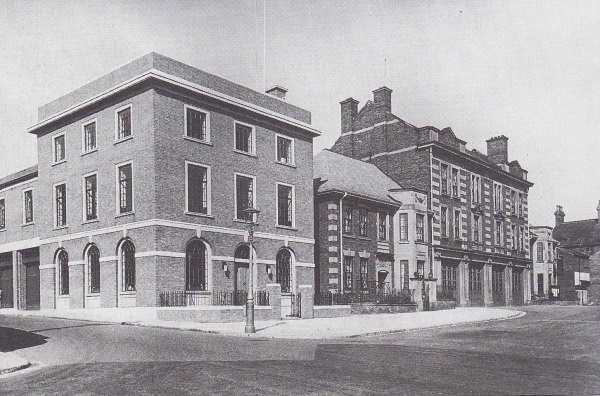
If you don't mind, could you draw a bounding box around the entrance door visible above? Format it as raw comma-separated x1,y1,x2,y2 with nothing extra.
0,265,13,308
25,262,40,310
512,269,524,306
234,264,248,305
492,267,505,306
468,264,484,306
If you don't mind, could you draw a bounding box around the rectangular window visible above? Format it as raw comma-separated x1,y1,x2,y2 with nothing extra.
401,260,409,290
358,208,368,236
235,174,255,221
473,215,481,243
469,265,483,292
117,163,133,214
359,258,368,290
451,168,459,197
495,220,503,246
343,256,353,291
84,174,98,221
518,193,524,217
187,163,209,215
83,120,97,152
0,199,5,230
343,207,353,234
399,213,408,241
510,191,517,215
511,225,517,249
55,183,67,227
471,174,481,203
537,242,544,262
276,135,294,165
416,214,425,242
440,163,449,195
454,209,461,240
417,260,425,278
494,183,502,212
548,242,553,261
378,212,387,240
440,207,448,238
23,189,33,224
519,226,525,251
277,183,294,227
492,268,504,293
234,122,255,154
441,264,457,291
116,106,132,140
53,133,65,163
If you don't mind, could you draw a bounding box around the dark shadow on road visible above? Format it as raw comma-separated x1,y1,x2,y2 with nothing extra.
0,326,47,352
29,322,113,333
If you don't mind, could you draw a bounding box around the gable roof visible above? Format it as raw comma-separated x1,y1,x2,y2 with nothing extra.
0,165,38,191
553,219,600,247
314,149,402,205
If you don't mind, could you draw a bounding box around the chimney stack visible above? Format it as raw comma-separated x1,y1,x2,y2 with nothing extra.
486,135,509,164
340,97,358,134
596,200,600,221
554,205,565,227
266,85,287,100
373,86,392,113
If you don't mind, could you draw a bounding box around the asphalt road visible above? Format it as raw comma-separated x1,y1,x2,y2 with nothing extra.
0,306,599,395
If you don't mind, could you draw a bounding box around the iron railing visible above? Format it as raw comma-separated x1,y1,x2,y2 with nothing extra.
314,289,413,306
159,290,269,307
436,289,456,301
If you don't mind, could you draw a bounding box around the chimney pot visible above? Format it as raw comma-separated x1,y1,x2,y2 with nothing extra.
266,85,287,100
554,205,565,227
486,135,509,164
340,97,359,135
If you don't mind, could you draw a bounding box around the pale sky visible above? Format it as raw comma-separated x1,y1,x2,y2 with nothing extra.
1,0,599,227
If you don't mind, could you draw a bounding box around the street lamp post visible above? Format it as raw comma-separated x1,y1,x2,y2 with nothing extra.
243,207,260,334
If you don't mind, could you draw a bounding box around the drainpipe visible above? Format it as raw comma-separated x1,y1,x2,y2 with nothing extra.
339,192,348,292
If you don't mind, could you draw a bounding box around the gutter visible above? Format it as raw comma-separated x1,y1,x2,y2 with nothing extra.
339,192,348,292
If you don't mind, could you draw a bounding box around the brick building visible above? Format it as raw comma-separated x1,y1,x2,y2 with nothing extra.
0,53,319,311
330,87,533,306
552,204,599,304
314,149,430,303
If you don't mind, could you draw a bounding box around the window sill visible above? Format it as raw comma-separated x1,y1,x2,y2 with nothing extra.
233,218,254,225
183,136,212,146
115,211,135,218
81,148,98,157
275,160,296,168
114,136,133,145
398,240,410,244
0,229,6,233
52,159,66,166
185,211,214,219
22,222,34,227
53,225,68,231
82,219,99,225
57,295,69,299
233,149,257,158
119,291,136,295
275,224,297,231
344,234,371,241
415,241,428,245
86,293,101,298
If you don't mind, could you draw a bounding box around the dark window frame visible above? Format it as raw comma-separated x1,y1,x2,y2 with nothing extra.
117,106,132,140
187,163,209,214
88,246,100,294
24,189,34,224
55,183,67,227
54,134,66,163
121,240,136,291
234,122,254,154
58,250,69,295
277,184,293,227
186,240,208,291
83,121,97,152
185,107,208,141
235,174,254,221
85,174,98,221
118,164,133,214
276,249,292,293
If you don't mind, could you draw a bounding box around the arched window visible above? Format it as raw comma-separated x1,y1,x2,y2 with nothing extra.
186,240,207,291
58,250,69,295
234,245,250,261
276,249,292,293
121,240,136,291
87,245,100,294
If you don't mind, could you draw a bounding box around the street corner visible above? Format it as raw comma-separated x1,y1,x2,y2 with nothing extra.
0,352,31,376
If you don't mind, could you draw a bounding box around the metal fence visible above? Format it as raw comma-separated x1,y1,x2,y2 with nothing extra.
436,289,456,301
159,290,269,307
314,289,413,306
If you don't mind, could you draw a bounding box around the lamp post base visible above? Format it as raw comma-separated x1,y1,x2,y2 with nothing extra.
245,299,256,333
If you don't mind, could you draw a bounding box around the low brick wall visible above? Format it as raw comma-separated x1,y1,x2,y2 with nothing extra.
350,303,417,315
434,300,456,311
157,306,273,323
313,305,352,318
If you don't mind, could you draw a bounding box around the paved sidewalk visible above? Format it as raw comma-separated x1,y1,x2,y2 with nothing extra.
0,352,30,375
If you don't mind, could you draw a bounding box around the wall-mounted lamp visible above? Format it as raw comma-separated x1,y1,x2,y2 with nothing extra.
266,265,272,276
222,262,229,273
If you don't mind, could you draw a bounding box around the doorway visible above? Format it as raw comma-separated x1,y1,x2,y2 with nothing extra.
25,262,40,310
0,264,13,308
234,263,248,305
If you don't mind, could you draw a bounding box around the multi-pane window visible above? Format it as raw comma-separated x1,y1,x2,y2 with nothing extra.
58,250,69,295
469,265,483,292
121,240,136,291
417,260,425,278
234,122,254,154
117,106,132,140
440,163,449,195
473,215,481,242
537,273,544,295
511,225,517,249
519,226,525,251
55,183,67,227
235,175,254,221
471,174,481,203
440,207,448,238
342,207,352,234
453,209,461,240
118,164,133,214
186,107,208,141
53,134,65,163
494,184,502,211
492,268,504,293
277,184,294,227
548,242,553,261
518,193,524,217
85,174,98,221
87,246,100,294
416,214,425,242
23,189,33,224
441,264,457,292
0,199,5,230
276,136,293,164
495,220,503,246
378,212,387,240
186,240,207,291
187,163,209,214
276,249,292,293
358,208,368,236
537,242,544,262
401,260,410,290
359,258,368,290
512,271,523,293
510,190,517,215
83,121,97,152
343,256,353,291
399,213,408,241
451,168,459,197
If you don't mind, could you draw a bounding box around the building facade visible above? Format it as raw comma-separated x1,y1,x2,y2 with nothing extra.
530,226,558,299
0,53,319,311
330,87,533,306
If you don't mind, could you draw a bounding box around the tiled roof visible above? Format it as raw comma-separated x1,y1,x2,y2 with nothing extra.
553,219,600,247
0,165,38,190
314,150,402,205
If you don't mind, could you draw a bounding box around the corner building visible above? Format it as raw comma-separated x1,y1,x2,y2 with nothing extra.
9,53,319,310
330,87,533,306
